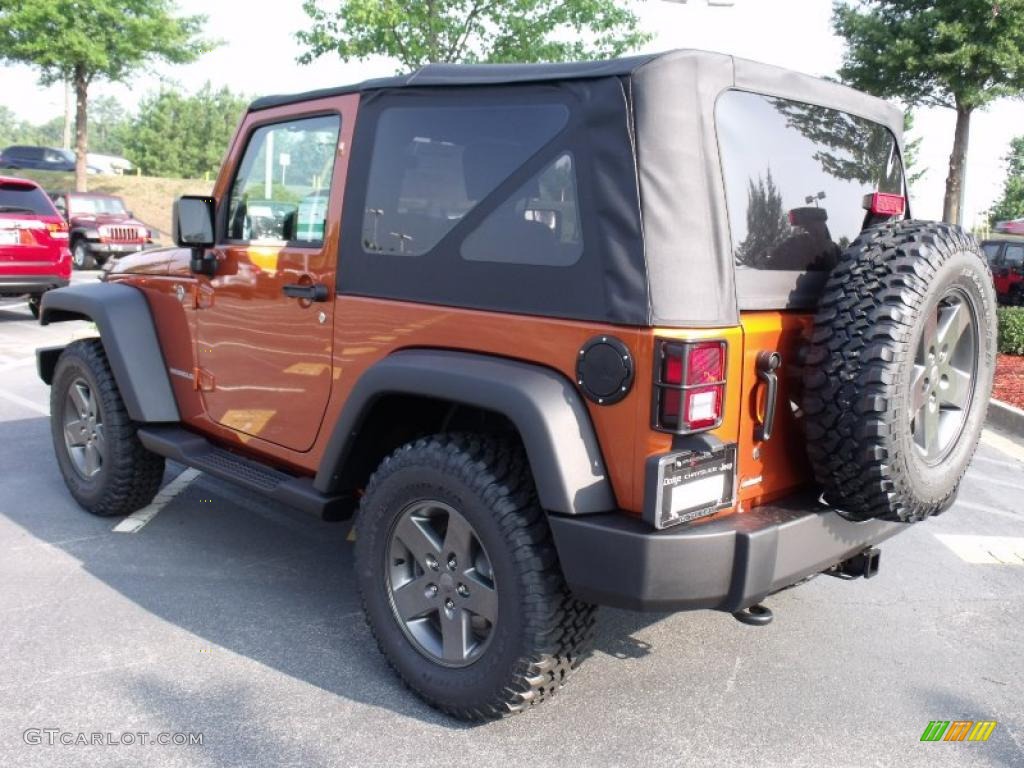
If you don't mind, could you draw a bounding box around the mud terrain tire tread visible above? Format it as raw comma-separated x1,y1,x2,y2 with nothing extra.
802,220,996,522
354,433,597,721
50,339,165,516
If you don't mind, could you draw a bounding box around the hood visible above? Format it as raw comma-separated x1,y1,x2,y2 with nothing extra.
104,244,187,276
71,212,147,228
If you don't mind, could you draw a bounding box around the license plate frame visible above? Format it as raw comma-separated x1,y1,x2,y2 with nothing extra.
647,445,736,529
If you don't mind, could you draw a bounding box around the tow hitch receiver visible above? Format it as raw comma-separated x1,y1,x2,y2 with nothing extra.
834,546,881,580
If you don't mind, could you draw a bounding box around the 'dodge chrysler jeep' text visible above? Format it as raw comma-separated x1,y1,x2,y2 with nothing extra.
35,51,997,720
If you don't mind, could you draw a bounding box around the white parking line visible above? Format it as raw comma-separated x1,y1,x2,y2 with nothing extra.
113,468,201,533
934,534,1024,565
954,499,1020,521
971,453,1022,470
981,429,1024,463
0,389,48,416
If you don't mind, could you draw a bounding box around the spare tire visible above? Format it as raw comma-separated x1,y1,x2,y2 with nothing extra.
802,220,996,522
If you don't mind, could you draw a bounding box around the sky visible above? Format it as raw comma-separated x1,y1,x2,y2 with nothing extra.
1,0,1022,227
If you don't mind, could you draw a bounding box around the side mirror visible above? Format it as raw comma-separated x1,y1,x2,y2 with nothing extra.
172,195,217,276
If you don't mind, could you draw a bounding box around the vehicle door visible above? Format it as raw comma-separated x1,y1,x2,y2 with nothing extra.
194,97,356,452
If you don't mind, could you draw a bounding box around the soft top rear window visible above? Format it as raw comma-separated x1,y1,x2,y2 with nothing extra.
0,182,55,215
717,90,903,280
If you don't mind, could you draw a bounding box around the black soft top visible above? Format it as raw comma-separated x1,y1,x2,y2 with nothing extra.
248,54,660,111
252,50,904,327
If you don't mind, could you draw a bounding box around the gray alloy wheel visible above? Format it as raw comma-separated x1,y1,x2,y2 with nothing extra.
910,288,978,465
385,499,498,667
62,377,106,478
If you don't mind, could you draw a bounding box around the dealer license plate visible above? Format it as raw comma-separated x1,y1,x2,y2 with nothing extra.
653,445,736,529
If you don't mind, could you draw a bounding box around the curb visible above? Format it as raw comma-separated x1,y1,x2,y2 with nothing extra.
987,399,1024,438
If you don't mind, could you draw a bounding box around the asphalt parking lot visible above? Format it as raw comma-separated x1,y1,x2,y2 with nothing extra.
0,273,1021,767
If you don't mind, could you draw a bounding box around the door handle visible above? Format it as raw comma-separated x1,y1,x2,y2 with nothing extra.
282,283,329,302
755,351,782,442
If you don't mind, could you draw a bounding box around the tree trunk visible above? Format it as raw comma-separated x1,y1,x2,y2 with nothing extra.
62,80,72,150
942,105,972,225
73,67,89,193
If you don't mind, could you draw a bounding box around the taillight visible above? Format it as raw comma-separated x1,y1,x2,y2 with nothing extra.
653,340,726,433
47,222,69,240
862,192,905,217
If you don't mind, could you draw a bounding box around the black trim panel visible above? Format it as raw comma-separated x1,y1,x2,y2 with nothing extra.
548,490,904,611
37,282,179,422
314,350,615,515
138,425,355,520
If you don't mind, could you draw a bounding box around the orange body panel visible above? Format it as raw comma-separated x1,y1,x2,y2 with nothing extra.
113,244,816,517
735,310,815,508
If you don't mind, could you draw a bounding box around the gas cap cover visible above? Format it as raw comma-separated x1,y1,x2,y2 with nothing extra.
576,335,634,405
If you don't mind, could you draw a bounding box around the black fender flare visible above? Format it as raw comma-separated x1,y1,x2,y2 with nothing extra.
314,350,616,515
37,282,180,423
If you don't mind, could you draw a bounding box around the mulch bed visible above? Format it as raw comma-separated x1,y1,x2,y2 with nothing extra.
993,354,1024,409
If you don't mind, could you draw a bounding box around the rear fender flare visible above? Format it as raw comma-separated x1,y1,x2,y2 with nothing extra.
314,350,616,515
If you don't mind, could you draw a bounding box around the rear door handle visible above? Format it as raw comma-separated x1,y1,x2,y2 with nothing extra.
282,283,329,302
755,351,782,442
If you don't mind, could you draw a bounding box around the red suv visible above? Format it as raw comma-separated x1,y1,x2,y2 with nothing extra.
0,176,70,317
49,192,152,270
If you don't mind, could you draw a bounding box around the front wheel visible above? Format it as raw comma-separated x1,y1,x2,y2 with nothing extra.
354,434,596,720
50,339,165,516
71,239,96,270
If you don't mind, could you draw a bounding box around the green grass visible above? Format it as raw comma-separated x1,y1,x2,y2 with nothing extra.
9,169,211,242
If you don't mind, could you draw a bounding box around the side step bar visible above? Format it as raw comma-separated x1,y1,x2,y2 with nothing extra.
137,425,356,521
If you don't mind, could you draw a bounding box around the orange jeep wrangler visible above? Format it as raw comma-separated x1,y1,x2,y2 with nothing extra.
36,50,996,720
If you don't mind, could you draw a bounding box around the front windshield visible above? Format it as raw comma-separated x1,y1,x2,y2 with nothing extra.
69,196,127,215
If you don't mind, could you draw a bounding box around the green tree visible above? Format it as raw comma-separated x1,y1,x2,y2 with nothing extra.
0,0,213,191
296,0,651,70
903,111,926,194
833,0,1024,225
736,170,792,268
125,83,247,179
988,136,1024,226
89,95,131,156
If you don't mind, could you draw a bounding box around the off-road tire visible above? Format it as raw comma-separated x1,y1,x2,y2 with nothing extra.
803,220,996,522
50,339,165,516
71,238,96,270
354,433,596,720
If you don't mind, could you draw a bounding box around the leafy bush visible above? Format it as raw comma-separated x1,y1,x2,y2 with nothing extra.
998,307,1024,355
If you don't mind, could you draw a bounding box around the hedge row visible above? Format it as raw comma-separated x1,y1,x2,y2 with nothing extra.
998,307,1024,355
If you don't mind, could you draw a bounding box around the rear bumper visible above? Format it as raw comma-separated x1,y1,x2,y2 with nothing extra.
0,275,70,296
548,491,905,612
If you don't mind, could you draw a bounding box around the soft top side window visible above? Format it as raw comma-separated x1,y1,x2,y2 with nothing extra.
360,103,569,256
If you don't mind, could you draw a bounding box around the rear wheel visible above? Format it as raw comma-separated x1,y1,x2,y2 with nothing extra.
50,339,165,516
354,433,596,720
803,220,997,522
71,238,95,270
